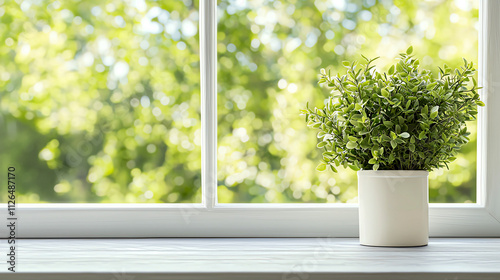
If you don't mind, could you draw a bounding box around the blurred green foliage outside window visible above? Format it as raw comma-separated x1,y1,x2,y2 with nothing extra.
1,0,202,203
217,0,478,203
0,0,478,203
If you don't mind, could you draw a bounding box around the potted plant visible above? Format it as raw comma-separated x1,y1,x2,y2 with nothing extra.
302,46,484,247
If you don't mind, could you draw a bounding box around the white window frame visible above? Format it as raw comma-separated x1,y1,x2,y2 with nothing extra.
1,0,499,238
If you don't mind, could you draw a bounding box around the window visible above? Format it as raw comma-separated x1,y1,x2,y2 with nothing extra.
0,0,202,203
217,0,479,203
1,0,499,238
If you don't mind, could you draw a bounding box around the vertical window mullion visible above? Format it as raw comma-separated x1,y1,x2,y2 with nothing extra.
200,0,218,208
477,0,486,206
481,0,500,217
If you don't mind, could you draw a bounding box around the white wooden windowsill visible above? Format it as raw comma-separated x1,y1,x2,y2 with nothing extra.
1,238,499,280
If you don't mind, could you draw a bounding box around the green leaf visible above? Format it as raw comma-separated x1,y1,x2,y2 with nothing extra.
390,140,397,149
381,134,392,142
389,153,395,163
346,141,358,149
396,62,404,73
418,131,427,140
477,100,485,106
329,164,338,173
342,61,350,67
360,137,370,149
406,46,413,55
430,105,439,119
381,88,390,98
383,121,394,128
359,130,370,135
409,143,415,152
430,106,439,114
317,141,327,148
438,66,444,75
349,164,360,171
388,65,395,75
349,119,359,126
399,132,410,138
405,100,412,109
316,163,327,172
348,136,358,142
421,105,428,115
373,163,379,171
355,103,362,110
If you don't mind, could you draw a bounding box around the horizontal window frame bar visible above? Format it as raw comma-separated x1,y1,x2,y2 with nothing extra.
4,202,486,210
1,203,499,238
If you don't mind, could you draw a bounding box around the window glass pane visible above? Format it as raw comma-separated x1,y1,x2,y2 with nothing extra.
217,0,478,203
0,0,201,203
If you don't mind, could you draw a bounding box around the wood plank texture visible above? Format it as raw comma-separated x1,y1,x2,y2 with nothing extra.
0,238,499,279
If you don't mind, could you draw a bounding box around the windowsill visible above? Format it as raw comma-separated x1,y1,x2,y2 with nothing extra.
1,238,499,280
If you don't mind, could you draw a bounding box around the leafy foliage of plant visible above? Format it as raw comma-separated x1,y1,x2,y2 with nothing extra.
303,47,484,172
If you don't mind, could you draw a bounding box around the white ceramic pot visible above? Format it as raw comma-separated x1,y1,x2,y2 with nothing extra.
358,170,429,247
